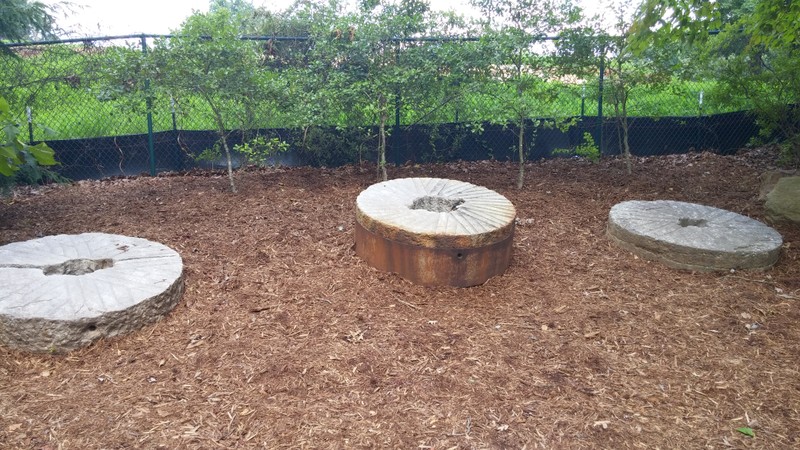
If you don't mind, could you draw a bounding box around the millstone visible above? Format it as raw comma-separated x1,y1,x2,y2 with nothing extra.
355,177,516,287
0,233,184,353
607,200,782,271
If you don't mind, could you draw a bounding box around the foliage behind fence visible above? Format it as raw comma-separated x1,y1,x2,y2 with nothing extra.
0,34,763,181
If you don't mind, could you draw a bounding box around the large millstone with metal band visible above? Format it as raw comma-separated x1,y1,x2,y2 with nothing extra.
355,178,516,287
0,233,184,353
607,200,783,271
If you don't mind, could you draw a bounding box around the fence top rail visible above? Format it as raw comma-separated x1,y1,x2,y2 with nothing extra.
3,33,563,48
2,27,729,49
2,34,164,47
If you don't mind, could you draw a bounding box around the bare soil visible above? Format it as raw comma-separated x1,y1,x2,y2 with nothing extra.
1,149,799,449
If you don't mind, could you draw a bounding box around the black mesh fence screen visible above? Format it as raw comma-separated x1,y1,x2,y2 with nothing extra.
1,35,762,181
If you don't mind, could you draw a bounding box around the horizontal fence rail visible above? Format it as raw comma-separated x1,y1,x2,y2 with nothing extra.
1,34,763,181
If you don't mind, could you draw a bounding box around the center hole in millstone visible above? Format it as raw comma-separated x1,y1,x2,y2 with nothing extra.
678,217,708,228
43,258,114,276
410,196,465,213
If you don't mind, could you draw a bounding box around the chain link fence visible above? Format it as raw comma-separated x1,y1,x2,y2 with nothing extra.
1,34,760,181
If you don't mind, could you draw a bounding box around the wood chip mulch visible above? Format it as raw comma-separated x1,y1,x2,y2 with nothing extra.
1,148,798,449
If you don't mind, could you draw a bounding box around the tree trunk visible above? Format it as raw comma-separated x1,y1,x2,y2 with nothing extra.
517,115,525,189
515,51,525,189
622,118,631,174
378,95,388,182
611,76,632,176
219,134,237,193
621,91,631,175
207,96,237,193
213,114,236,193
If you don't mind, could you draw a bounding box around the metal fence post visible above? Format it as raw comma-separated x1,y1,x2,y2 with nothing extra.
26,106,34,144
580,83,586,118
597,45,605,156
394,44,401,129
698,89,704,150
141,34,156,176
394,42,402,163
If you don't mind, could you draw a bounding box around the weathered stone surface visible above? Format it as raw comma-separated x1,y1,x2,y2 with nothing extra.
758,171,795,201
607,200,782,271
356,177,516,249
355,177,516,286
765,176,800,224
0,233,184,353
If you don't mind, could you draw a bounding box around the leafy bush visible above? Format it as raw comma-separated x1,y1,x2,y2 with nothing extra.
235,135,289,167
299,126,373,167
552,132,600,162
1,95,57,188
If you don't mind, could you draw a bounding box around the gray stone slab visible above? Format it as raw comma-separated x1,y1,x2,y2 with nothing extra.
765,176,800,224
0,233,184,352
607,200,782,271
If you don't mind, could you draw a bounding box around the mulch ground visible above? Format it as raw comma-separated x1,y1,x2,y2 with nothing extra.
1,148,798,449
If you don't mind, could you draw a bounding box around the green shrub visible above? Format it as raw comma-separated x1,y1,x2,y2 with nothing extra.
552,132,600,162
235,135,289,167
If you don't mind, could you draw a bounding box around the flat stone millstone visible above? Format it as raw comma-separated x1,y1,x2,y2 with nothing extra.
0,233,184,353
607,200,783,271
355,178,516,287
356,177,516,249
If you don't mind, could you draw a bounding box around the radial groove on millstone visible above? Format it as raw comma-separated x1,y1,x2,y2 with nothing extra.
607,200,783,271
0,233,184,353
355,177,516,287
356,178,516,248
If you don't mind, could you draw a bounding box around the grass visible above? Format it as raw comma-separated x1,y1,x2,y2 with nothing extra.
2,46,755,141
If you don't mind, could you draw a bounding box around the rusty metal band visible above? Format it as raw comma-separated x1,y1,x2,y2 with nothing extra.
355,221,514,287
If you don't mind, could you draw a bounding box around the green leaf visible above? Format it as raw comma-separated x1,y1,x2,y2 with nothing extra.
2,123,21,145
0,145,22,177
0,159,17,177
736,427,755,438
0,145,23,163
0,96,9,117
27,142,57,166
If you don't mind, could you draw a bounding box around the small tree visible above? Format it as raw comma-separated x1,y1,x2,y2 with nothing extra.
300,0,438,181
699,2,800,166
149,8,281,192
471,0,581,188
630,0,800,166
606,4,673,174
557,2,672,174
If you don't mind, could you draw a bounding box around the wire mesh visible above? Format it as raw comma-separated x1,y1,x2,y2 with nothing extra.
0,34,760,181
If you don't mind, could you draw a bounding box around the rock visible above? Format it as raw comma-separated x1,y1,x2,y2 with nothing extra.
759,171,785,200
0,233,184,353
607,200,782,271
765,176,800,224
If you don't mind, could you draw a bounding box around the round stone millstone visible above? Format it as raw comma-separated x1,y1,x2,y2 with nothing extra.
0,233,184,353
355,177,516,287
607,200,783,271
